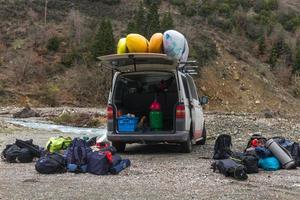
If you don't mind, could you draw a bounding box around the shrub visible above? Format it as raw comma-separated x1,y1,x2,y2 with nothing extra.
208,15,233,32
294,47,300,73
191,35,218,67
199,1,216,17
278,12,300,32
47,37,60,52
245,18,265,40
101,0,120,5
52,112,103,128
39,84,60,107
217,3,232,17
61,50,82,68
169,0,185,6
254,0,278,13
144,0,161,5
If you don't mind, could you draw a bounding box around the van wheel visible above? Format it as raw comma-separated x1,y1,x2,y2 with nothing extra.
112,142,126,153
196,127,206,145
180,134,192,153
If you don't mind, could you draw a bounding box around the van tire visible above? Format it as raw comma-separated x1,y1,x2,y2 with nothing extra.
112,142,126,152
196,127,206,145
180,134,192,153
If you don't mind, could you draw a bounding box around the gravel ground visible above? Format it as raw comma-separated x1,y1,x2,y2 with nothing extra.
0,111,300,200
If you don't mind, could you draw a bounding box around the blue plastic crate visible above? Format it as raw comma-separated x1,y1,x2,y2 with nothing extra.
118,115,139,132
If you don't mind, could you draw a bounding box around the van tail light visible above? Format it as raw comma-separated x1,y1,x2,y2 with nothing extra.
107,105,113,120
176,104,185,119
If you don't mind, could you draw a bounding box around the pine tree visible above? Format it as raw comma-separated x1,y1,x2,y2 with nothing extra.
91,19,115,59
294,46,300,73
258,35,266,55
269,45,278,68
135,2,147,35
145,3,160,38
126,21,136,34
161,12,174,32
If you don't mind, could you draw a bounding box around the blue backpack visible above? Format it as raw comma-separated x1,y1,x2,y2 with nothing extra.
66,138,91,173
87,151,111,175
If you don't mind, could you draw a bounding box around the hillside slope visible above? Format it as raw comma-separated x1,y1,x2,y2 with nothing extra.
0,0,299,114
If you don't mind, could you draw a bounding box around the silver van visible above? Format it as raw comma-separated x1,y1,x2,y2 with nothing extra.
99,53,208,153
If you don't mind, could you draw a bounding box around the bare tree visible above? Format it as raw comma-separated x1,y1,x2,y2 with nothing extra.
44,0,48,25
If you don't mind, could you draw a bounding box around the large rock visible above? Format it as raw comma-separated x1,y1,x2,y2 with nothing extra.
13,107,40,118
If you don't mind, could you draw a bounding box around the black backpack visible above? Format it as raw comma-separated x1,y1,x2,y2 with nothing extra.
231,152,259,174
35,153,66,174
1,139,41,163
213,134,232,160
2,144,21,163
290,143,300,167
212,159,248,180
15,139,41,158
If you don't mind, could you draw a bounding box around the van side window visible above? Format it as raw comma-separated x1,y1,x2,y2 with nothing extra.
186,75,198,100
181,76,190,99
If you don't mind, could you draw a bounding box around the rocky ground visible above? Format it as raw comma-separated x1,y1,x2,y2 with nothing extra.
0,109,299,200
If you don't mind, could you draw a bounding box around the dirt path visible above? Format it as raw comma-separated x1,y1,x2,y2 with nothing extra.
0,112,299,200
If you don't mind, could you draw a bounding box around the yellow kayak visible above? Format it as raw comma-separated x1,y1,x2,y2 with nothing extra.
126,34,149,53
117,38,127,54
149,33,163,53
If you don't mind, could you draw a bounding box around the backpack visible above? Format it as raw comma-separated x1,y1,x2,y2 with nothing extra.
15,139,41,158
231,152,259,174
87,151,111,175
290,143,300,167
66,138,91,173
46,136,72,153
2,144,21,163
212,159,248,180
213,134,232,160
17,148,34,163
35,153,66,174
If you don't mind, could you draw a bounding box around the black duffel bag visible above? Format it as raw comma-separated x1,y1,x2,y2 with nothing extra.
212,159,248,180
35,153,66,174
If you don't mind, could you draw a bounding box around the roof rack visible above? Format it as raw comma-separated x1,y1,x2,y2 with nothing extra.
178,60,199,75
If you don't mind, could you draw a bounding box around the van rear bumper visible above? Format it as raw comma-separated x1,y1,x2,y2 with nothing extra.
107,131,189,143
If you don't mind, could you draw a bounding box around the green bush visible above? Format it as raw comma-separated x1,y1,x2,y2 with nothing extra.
191,36,218,67
254,0,278,13
208,15,233,32
217,3,232,17
278,12,300,32
245,19,265,40
101,0,120,5
39,84,60,107
294,47,300,73
61,50,82,68
144,0,161,5
199,2,216,17
169,0,185,6
47,37,60,52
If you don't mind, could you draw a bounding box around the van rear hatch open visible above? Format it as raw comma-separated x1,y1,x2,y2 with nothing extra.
98,53,178,72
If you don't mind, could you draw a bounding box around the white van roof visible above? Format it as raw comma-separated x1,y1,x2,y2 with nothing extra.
98,53,178,72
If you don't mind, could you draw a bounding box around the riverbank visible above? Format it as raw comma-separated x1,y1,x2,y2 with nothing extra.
0,109,300,199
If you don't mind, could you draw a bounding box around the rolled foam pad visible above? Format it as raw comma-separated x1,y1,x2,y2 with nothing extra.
126,34,149,53
149,33,163,53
